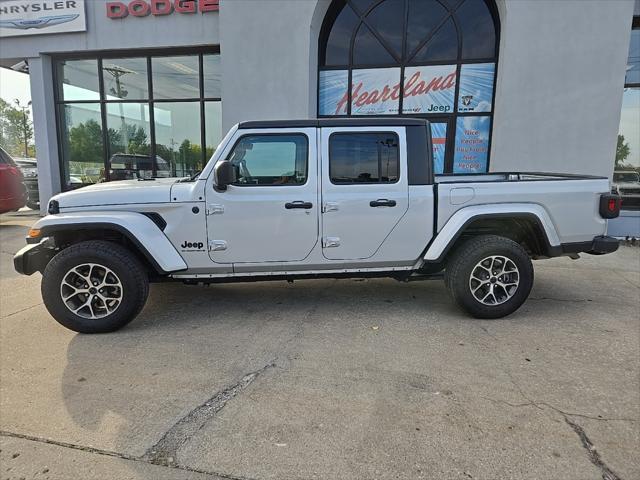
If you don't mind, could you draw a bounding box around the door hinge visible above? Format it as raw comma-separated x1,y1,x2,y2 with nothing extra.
206,204,224,215
208,240,228,251
322,202,339,213
322,237,341,248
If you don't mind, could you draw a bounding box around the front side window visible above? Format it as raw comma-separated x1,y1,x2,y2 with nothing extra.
329,132,399,184
226,135,308,186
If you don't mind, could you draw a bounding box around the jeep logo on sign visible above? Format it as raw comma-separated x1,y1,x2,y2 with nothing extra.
181,240,204,250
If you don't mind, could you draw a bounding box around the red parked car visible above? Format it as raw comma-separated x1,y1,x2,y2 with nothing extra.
0,147,27,214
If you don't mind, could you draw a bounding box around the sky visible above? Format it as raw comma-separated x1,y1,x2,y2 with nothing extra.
0,68,32,117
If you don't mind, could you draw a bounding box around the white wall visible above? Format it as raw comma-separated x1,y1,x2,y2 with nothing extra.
490,0,634,178
219,0,328,129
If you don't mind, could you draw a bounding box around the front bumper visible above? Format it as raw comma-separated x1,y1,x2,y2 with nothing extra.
13,240,55,276
560,235,619,256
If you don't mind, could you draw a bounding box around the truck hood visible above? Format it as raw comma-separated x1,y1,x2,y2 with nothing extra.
51,179,178,209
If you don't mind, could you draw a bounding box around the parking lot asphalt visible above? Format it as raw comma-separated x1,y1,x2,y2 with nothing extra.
1,211,638,480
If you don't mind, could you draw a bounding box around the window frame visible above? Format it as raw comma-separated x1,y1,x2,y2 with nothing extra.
52,46,221,191
328,130,401,185
224,132,310,187
317,0,500,175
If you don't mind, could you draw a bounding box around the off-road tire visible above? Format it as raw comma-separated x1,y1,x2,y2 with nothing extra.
444,235,534,319
42,240,149,333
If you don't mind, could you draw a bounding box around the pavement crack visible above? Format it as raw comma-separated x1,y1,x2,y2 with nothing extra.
143,359,277,468
0,430,256,480
564,416,623,480
481,396,638,423
528,296,591,303
1,302,43,318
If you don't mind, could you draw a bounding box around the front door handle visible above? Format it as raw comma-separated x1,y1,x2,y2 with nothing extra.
285,201,313,210
370,199,397,207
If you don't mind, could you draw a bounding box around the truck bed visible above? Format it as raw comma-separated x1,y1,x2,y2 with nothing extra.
434,172,611,245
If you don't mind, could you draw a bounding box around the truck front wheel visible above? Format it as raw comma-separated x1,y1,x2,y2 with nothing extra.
42,240,149,333
445,235,534,319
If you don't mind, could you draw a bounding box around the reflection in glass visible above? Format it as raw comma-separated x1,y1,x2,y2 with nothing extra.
617,88,640,169
106,103,153,180
102,58,149,100
625,30,640,85
457,0,496,59
329,133,399,183
58,103,104,188
154,102,202,177
203,54,222,98
412,18,458,63
57,59,100,101
406,0,448,57
205,101,223,159
323,5,359,66
152,55,200,99
353,24,396,66
365,0,404,59
227,135,308,185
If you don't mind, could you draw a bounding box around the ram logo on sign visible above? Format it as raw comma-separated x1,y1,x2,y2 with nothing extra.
0,0,86,38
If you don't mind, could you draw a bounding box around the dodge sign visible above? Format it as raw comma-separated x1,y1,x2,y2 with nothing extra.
0,0,86,38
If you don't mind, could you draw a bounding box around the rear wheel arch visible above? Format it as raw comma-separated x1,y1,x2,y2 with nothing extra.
437,213,556,264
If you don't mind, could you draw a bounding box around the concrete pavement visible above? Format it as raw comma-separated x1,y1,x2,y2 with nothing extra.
1,212,638,480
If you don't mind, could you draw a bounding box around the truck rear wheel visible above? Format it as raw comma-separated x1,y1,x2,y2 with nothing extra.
445,235,534,319
42,240,149,333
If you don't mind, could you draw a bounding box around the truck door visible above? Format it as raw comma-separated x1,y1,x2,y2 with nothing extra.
206,128,318,264
320,127,409,260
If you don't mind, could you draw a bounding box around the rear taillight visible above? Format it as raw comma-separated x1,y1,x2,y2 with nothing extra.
599,193,621,219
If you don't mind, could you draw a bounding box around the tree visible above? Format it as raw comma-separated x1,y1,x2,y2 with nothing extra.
0,98,35,157
615,134,631,168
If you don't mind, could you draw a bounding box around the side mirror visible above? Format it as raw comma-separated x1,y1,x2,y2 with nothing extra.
214,161,236,190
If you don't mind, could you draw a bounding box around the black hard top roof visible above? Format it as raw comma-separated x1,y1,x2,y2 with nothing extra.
238,118,429,129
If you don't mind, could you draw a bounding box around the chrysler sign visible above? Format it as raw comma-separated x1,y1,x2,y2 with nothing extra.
0,0,86,38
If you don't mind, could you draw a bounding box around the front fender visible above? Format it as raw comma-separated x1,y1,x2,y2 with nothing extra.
32,211,188,273
424,203,561,262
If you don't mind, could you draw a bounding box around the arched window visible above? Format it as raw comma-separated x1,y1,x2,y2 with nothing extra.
318,0,499,174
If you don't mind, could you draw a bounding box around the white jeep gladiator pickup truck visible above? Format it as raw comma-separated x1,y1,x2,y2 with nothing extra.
15,119,620,333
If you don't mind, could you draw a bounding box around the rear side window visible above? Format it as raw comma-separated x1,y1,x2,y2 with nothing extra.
329,132,399,184
226,134,308,186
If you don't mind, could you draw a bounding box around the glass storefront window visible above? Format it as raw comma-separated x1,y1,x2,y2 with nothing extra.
58,103,104,188
154,102,202,177
614,18,640,212
453,116,491,174
152,55,200,100
55,50,221,188
205,101,223,159
318,0,498,174
103,58,149,100
56,59,100,101
106,103,152,179
203,54,222,98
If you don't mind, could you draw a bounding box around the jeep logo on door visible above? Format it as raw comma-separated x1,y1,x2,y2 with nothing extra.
0,0,86,38
181,240,205,251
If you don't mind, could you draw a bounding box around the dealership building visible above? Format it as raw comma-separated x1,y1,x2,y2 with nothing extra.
0,0,638,216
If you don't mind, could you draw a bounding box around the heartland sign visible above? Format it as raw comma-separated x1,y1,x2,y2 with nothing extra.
106,0,219,18
0,0,86,38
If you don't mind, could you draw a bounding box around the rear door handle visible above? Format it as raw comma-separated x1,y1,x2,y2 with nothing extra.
285,201,313,210
370,199,397,207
